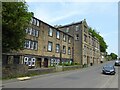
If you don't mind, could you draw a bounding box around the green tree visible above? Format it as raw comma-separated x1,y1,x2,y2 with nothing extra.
2,2,32,53
110,53,118,60
89,28,108,52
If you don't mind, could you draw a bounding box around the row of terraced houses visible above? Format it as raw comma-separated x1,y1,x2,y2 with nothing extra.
2,16,101,68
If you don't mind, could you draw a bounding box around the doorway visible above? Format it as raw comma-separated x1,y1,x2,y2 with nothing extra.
44,58,48,67
13,56,20,64
37,58,42,68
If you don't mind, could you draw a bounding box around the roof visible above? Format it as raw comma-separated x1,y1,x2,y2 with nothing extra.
32,17,73,38
57,19,88,28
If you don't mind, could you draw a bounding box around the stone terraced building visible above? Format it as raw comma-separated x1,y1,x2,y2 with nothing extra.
2,17,101,68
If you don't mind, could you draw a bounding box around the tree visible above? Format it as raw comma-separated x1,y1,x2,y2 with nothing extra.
2,2,32,53
110,53,118,60
89,27,108,52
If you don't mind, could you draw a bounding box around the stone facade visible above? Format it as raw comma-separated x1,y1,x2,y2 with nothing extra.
58,19,101,66
2,17,101,68
16,17,74,68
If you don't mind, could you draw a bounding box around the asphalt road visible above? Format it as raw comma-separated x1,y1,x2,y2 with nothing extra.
2,60,118,88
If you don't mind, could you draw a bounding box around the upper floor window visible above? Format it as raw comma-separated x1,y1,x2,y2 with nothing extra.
33,19,36,25
56,31,60,39
24,40,38,50
76,26,79,31
66,28,69,33
63,46,66,54
32,28,36,36
28,28,32,35
35,30,39,37
37,20,40,26
56,44,60,53
34,41,38,50
30,18,33,24
25,28,29,33
24,40,30,49
26,28,39,37
68,37,71,43
84,34,87,42
75,34,79,40
48,41,53,52
63,34,66,41
48,28,53,36
68,47,71,55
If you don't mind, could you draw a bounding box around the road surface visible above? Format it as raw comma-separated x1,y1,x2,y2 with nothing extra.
2,60,118,88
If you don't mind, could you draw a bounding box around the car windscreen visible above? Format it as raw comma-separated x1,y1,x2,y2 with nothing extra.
103,66,113,70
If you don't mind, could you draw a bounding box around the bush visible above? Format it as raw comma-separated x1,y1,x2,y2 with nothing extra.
82,64,88,68
71,62,75,65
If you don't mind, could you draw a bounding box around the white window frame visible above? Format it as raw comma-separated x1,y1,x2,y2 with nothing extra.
24,57,28,65
68,37,71,43
33,19,36,25
48,28,53,36
32,28,36,36
37,20,39,26
29,28,32,35
30,17,33,24
76,26,79,31
56,44,60,53
24,40,31,49
56,31,60,39
33,41,38,50
63,46,66,54
48,42,52,51
30,41,34,49
28,58,32,66
66,28,69,32
68,47,71,55
63,34,66,41
36,30,39,37
31,58,36,66
25,28,28,33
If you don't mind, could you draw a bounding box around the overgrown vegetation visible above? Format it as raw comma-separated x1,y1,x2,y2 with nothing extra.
2,2,32,52
89,27,108,52
109,53,118,60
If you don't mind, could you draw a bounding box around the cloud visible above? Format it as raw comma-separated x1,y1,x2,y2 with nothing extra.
27,2,88,24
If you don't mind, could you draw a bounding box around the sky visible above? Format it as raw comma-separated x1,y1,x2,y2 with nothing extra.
26,1,118,55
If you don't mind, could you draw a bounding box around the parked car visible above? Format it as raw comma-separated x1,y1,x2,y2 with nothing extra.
114,60,120,66
102,65,116,75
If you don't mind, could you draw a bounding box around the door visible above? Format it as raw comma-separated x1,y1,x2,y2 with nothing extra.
44,58,48,67
13,56,20,64
37,58,42,68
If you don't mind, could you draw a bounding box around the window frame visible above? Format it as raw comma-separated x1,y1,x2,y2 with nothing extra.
48,28,53,37
68,47,71,55
56,44,60,53
66,27,69,33
63,45,66,54
56,30,60,39
63,34,66,41
48,41,53,52
75,25,79,31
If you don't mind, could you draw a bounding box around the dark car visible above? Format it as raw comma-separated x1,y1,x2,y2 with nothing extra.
102,65,116,75
114,60,120,66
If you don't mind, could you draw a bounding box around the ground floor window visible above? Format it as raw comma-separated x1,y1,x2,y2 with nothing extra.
23,56,36,67
50,58,60,66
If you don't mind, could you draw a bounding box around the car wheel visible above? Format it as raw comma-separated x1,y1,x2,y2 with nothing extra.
112,72,115,75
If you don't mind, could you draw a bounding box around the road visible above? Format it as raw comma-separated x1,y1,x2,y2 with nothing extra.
2,60,118,88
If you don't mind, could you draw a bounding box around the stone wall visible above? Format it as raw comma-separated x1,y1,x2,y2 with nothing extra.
2,64,28,79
